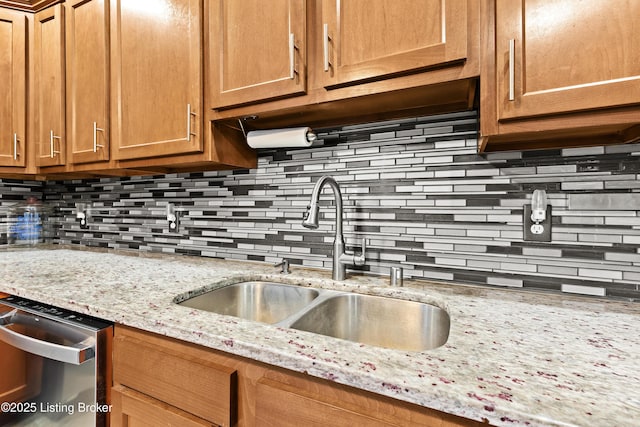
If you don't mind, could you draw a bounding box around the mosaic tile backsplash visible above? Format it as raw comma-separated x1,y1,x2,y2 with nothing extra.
2,110,640,301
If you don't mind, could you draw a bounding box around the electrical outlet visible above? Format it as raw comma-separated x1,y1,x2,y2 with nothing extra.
523,205,552,242
76,203,90,229
167,203,180,233
168,216,180,233
79,216,89,230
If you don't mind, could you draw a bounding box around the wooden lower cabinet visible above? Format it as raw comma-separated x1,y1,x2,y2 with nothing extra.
0,303,43,421
112,325,486,427
112,326,237,427
0,332,43,411
255,376,395,426
253,371,482,427
111,385,215,427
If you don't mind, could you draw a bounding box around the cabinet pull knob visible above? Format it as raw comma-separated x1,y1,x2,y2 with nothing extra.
323,23,331,72
289,33,298,80
508,39,515,101
186,104,197,142
13,133,19,160
49,130,61,158
93,122,105,152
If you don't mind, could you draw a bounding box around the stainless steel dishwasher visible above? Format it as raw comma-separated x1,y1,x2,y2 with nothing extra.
0,295,112,427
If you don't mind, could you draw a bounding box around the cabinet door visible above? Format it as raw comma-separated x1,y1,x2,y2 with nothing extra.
113,331,236,426
321,0,469,88
0,314,43,409
209,0,306,108
110,0,203,160
0,9,27,168
66,0,110,164
111,386,211,427
496,0,640,120
34,4,66,167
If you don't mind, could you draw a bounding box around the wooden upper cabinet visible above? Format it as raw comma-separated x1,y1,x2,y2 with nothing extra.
496,0,640,120
110,0,203,160
34,4,66,167
209,0,307,109
321,0,469,88
66,0,110,165
0,8,27,168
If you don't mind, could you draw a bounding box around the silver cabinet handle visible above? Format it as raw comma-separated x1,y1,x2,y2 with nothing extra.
49,130,61,158
13,133,19,160
289,32,297,80
93,122,105,152
186,104,197,142
0,319,95,365
323,23,331,72
508,39,515,101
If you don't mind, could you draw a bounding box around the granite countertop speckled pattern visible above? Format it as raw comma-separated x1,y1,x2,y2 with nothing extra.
1,249,639,427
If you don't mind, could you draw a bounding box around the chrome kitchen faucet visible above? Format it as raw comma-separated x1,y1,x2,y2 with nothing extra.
302,175,366,280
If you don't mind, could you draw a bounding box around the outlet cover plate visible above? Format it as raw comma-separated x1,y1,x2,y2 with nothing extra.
523,205,552,242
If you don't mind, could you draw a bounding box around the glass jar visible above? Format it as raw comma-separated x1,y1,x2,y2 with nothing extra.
7,197,53,247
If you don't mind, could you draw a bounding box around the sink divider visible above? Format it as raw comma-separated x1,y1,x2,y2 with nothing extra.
272,288,344,328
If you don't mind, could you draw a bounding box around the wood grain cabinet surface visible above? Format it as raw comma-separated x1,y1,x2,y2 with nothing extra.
112,325,485,427
65,0,110,165
33,3,66,167
0,339,43,416
480,0,640,151
110,0,203,161
496,0,640,120
320,0,469,89
208,0,479,127
0,304,43,419
0,8,27,170
113,326,237,427
254,371,484,427
9,0,640,174
1,0,255,179
111,385,215,427
209,0,307,109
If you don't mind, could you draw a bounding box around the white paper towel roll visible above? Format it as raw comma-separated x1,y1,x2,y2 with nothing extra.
246,127,315,149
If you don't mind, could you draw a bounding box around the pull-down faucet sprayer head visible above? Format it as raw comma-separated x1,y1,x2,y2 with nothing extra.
302,203,320,229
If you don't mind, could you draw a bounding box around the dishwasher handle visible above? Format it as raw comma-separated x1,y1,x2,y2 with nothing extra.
0,319,95,365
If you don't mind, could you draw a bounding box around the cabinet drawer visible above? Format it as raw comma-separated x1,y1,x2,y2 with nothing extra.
256,377,392,426
113,333,237,427
111,385,213,427
255,371,484,427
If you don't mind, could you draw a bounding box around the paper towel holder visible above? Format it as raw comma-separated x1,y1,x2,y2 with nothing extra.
237,116,259,139
237,117,317,145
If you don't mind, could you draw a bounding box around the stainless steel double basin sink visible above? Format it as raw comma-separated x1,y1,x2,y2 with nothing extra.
176,281,450,352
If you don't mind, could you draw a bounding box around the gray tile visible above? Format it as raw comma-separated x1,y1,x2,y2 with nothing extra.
9,112,640,303
569,193,640,210
561,284,606,296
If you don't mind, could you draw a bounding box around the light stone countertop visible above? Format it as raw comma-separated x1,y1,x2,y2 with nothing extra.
1,248,639,427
